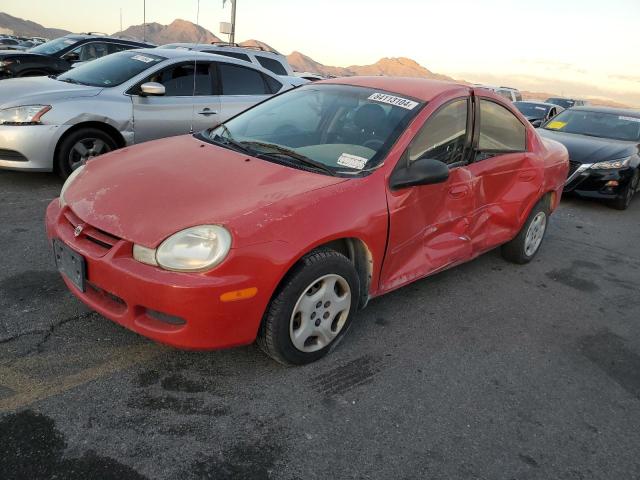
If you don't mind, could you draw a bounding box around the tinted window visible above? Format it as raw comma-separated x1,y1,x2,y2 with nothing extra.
255,56,288,76
205,50,251,62
58,51,165,87
0,39,18,45
72,42,111,62
545,98,575,109
264,75,283,93
514,102,551,117
108,43,135,54
408,98,468,165
147,62,214,96
29,36,77,55
219,63,268,95
478,99,526,152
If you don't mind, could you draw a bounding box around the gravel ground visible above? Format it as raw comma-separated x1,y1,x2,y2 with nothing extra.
1,169,639,480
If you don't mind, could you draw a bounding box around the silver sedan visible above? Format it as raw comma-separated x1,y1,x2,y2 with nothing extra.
0,48,294,177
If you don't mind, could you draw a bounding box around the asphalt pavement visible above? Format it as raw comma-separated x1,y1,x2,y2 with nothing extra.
1,169,639,480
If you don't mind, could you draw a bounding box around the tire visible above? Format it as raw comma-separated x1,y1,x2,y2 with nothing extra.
501,200,549,264
612,169,639,211
55,128,118,179
257,249,360,365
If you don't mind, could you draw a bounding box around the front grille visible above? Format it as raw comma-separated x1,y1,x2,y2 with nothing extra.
63,210,121,253
0,148,27,162
568,160,582,178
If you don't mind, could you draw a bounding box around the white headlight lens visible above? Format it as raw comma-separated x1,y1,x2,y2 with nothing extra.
58,164,85,207
0,105,51,125
591,157,631,169
155,225,232,272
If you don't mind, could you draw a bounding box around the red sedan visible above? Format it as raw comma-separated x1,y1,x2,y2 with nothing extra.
46,77,569,364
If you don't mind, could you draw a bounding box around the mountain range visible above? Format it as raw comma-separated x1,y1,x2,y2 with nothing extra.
0,12,628,107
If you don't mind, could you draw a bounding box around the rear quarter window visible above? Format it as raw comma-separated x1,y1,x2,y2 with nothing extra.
255,55,288,76
219,63,269,95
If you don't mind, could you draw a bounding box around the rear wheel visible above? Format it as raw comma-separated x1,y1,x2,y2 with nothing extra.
612,169,639,211
501,200,549,264
257,249,360,365
55,128,117,179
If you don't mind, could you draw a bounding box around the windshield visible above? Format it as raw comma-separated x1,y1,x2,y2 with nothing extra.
514,102,551,117
203,84,424,175
29,37,77,55
57,51,165,87
543,110,640,141
545,98,575,109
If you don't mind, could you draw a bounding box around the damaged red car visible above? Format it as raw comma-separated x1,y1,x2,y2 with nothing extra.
46,77,569,364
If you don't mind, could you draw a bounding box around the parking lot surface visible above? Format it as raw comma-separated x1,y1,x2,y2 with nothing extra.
1,169,639,479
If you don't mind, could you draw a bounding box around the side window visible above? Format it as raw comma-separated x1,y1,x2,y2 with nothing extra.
145,63,214,96
477,99,526,152
263,74,282,93
219,63,268,95
407,98,468,165
255,56,288,76
108,43,134,54
205,50,251,62
73,42,111,62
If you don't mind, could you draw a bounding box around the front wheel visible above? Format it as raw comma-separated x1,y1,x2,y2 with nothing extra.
612,169,639,211
257,249,360,365
55,128,117,179
501,201,549,264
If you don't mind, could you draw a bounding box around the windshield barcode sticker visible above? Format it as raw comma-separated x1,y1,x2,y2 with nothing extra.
337,153,368,170
131,54,156,63
368,93,419,110
619,116,640,123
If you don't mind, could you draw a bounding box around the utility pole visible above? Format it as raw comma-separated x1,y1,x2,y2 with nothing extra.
143,0,146,42
120,8,123,33
230,0,237,44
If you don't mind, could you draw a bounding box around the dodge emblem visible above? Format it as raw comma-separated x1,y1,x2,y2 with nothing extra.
74,225,84,237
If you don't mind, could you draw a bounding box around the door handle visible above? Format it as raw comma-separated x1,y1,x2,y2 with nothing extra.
198,108,217,116
449,186,469,199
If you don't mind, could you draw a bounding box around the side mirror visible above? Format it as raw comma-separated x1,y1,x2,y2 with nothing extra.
390,157,449,190
531,119,543,128
140,82,166,96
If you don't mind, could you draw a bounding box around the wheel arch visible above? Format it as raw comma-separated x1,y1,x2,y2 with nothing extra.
53,121,126,173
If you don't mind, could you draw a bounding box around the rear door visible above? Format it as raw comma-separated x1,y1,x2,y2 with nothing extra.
131,61,221,143
466,93,542,254
216,62,280,121
380,96,475,292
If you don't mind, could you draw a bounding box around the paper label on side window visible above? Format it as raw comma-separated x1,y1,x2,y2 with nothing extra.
337,153,368,170
619,116,640,123
368,93,419,110
131,54,155,63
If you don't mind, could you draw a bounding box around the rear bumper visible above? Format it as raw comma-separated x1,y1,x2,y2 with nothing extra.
564,164,635,199
0,124,69,171
45,200,283,350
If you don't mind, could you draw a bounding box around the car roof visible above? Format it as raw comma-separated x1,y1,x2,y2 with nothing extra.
160,43,285,58
64,34,152,46
317,77,468,102
569,106,640,117
546,97,579,101
515,100,558,108
136,47,234,60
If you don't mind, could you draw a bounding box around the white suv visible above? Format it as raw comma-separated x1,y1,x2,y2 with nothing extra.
160,43,306,86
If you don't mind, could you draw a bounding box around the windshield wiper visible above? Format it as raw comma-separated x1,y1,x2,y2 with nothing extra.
57,77,84,85
243,141,336,176
209,133,255,156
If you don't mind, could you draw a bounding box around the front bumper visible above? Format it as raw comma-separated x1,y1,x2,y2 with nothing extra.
45,200,282,350
0,124,70,171
564,163,635,199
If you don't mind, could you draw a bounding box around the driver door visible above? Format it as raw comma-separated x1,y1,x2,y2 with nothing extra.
131,61,221,143
380,97,475,293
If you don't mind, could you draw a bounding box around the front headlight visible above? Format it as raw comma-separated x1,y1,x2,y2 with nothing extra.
134,225,232,272
591,157,631,170
0,59,14,68
58,164,85,207
0,105,51,125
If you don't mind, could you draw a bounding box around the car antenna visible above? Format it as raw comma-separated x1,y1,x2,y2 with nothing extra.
190,0,202,134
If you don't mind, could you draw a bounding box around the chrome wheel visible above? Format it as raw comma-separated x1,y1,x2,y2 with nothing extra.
68,137,111,170
289,274,351,353
524,211,547,257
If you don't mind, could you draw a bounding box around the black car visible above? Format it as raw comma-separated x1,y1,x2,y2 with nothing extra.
514,101,564,127
538,107,640,210
544,97,588,109
0,34,154,79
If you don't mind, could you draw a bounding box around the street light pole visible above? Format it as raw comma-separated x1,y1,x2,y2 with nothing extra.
143,0,146,42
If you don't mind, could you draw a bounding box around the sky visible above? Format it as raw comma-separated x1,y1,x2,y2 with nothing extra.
3,0,640,105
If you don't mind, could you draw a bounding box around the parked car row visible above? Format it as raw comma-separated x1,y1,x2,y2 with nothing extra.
0,34,47,51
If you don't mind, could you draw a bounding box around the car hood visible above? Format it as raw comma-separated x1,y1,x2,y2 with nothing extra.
65,135,349,247
0,77,102,108
537,129,639,164
0,51,50,59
